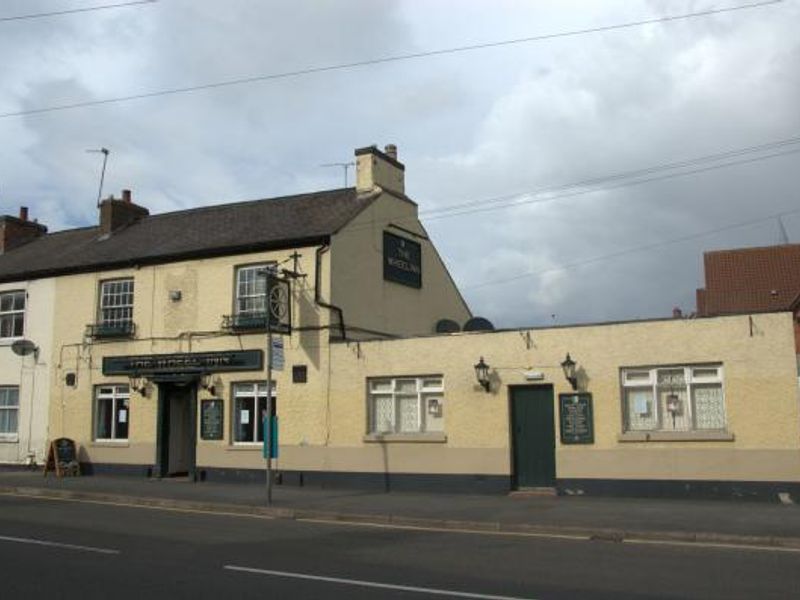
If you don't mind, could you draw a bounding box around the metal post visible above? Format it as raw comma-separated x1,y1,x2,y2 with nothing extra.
265,317,273,505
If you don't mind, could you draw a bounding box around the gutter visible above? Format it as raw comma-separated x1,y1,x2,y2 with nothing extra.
315,244,346,340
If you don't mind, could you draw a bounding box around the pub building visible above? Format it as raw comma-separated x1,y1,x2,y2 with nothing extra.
0,144,799,500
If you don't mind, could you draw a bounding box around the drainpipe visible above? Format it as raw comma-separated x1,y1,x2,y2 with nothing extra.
315,244,346,340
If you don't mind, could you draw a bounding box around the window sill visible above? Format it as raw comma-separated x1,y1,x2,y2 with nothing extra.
0,436,19,444
91,441,130,447
618,431,735,443
227,444,261,451
364,432,447,443
0,337,23,346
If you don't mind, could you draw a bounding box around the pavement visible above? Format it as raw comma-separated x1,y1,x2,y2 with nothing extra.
1,469,800,549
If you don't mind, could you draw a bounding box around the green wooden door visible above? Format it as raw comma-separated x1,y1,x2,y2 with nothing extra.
511,386,556,488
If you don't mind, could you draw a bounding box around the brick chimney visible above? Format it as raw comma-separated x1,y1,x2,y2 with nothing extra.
0,206,47,254
355,144,405,195
99,189,148,235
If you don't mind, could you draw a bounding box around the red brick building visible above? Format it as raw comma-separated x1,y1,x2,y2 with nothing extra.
696,244,800,353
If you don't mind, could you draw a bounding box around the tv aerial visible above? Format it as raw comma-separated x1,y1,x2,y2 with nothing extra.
320,162,355,187
86,147,110,207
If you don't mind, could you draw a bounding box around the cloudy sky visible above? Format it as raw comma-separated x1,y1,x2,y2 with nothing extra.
0,0,798,328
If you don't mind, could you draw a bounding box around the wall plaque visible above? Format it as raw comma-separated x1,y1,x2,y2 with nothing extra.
383,231,422,288
200,399,224,441
559,393,594,444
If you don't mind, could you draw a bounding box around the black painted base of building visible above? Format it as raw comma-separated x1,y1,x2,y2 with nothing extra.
45,463,800,502
557,478,800,503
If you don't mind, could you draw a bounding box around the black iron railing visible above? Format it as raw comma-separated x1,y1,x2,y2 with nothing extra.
86,321,136,339
221,312,268,331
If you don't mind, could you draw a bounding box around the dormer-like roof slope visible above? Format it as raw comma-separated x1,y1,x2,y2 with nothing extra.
0,187,373,283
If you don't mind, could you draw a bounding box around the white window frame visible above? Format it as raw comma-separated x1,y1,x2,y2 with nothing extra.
231,381,276,445
98,278,134,328
621,364,726,433
0,386,19,440
234,263,275,317
0,290,25,340
94,385,130,442
368,376,444,435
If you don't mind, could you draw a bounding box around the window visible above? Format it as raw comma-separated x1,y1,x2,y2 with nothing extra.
0,387,19,439
235,264,273,317
368,376,444,434
99,279,134,331
621,365,726,433
0,291,25,339
94,385,129,441
232,382,276,444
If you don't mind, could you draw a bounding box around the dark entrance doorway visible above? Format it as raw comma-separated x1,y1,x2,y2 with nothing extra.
510,385,556,488
155,383,197,479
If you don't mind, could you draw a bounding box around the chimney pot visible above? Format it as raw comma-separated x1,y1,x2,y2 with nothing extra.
384,144,398,160
19,206,28,221
672,307,683,319
122,189,132,203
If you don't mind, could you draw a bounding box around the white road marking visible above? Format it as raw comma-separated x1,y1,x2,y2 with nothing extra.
623,538,800,553
0,534,120,554
297,517,589,541
224,565,536,599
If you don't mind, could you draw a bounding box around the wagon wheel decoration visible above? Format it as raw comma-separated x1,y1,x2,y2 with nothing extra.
268,282,289,322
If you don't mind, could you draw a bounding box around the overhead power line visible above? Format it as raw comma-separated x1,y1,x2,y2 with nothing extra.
334,137,800,237
0,0,782,119
422,147,800,223
463,208,800,291
421,136,800,217
0,0,157,23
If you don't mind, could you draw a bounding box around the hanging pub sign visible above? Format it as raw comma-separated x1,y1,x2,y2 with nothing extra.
103,350,263,376
383,231,422,288
558,393,595,444
200,399,224,440
266,273,292,335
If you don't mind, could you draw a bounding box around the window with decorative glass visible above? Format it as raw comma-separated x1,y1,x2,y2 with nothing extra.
94,385,130,441
98,279,134,330
621,365,726,433
0,290,25,339
0,387,19,439
368,376,444,434
232,382,276,443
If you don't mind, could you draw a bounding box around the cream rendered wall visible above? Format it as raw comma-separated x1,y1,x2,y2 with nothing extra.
49,246,338,471
0,278,54,465
330,192,471,339
325,312,800,482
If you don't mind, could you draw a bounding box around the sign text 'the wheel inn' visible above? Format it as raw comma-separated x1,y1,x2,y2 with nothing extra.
102,350,263,376
383,231,422,288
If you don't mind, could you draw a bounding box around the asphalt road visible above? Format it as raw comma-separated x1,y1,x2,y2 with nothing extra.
0,494,798,599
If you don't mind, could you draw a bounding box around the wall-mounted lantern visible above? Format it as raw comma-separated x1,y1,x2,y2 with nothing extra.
474,357,491,393
201,373,219,396
560,353,578,390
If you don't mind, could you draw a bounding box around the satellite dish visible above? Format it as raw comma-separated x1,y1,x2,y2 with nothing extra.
11,339,38,357
463,317,495,332
435,319,460,334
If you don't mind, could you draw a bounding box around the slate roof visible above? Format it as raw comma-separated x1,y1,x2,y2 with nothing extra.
696,244,800,315
0,187,373,283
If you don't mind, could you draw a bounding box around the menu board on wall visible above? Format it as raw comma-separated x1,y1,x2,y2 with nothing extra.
201,399,224,440
558,393,594,444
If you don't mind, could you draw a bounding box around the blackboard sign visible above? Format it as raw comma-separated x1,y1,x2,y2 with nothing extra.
559,393,594,444
383,231,422,288
43,437,80,477
201,399,224,440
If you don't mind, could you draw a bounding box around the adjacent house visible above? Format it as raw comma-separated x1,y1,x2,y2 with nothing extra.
697,243,800,353
0,209,54,466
